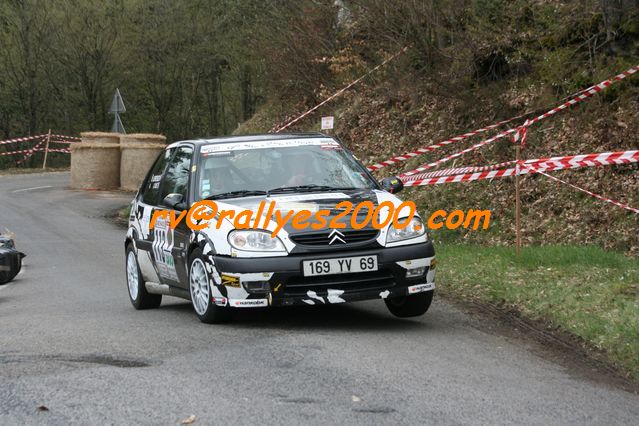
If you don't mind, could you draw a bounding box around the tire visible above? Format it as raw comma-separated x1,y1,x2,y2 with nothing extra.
126,244,162,309
188,247,233,324
0,249,24,285
385,291,434,318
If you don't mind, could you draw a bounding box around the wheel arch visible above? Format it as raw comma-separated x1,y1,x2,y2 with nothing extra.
125,227,139,250
188,232,217,261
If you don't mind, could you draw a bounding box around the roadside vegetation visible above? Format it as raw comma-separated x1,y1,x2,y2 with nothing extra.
0,167,69,176
438,244,639,380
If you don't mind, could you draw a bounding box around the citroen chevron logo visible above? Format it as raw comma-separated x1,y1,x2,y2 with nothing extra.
328,229,345,245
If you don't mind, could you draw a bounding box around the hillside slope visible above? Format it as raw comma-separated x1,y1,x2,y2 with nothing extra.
239,70,639,254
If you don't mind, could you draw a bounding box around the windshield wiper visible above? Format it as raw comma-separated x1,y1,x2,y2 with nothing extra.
204,190,267,200
267,185,345,195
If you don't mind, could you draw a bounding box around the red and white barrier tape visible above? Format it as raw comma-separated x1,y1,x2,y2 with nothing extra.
50,134,80,141
403,165,517,186
402,160,518,181
15,140,45,165
0,148,39,157
524,164,639,214
402,149,639,186
367,115,532,172
0,133,79,146
1,145,72,156
398,128,523,177
511,119,531,147
272,46,410,133
398,64,639,177
0,134,45,146
522,150,639,172
403,150,639,181
367,78,611,172
368,64,639,175
39,147,71,154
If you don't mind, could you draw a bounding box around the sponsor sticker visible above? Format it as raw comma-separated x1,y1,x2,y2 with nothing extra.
200,138,337,153
407,283,435,294
221,274,240,288
231,299,268,308
152,217,178,281
203,151,233,158
321,143,343,150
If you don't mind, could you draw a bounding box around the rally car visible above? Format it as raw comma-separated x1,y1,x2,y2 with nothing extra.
125,133,435,323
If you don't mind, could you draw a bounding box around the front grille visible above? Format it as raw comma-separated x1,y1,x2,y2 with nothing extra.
284,269,395,296
290,229,379,246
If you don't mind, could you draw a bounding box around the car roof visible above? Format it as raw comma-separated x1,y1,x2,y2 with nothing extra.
167,132,333,149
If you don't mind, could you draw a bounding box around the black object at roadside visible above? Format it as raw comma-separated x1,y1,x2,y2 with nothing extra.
0,236,26,285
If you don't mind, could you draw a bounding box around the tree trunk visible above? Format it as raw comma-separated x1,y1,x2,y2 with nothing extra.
601,0,639,53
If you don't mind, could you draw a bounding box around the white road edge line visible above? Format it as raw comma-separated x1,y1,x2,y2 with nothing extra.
11,185,53,193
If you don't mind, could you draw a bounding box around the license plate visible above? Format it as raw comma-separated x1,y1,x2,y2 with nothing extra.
303,255,378,277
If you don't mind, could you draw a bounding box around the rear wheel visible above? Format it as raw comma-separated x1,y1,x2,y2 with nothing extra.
126,245,162,309
189,248,233,324
385,291,433,318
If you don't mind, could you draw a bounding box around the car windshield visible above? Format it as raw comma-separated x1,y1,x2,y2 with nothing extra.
194,139,376,200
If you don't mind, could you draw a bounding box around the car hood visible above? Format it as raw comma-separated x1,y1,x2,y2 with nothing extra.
211,188,405,234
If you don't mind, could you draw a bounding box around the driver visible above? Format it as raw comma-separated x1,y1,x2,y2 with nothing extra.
201,161,230,198
286,152,317,186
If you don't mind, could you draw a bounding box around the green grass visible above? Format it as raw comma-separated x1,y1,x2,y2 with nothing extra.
119,204,132,221
438,244,639,380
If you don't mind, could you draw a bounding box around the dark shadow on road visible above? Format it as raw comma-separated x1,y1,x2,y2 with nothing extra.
159,300,436,333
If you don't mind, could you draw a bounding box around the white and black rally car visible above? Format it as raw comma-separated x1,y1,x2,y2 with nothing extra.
125,133,436,323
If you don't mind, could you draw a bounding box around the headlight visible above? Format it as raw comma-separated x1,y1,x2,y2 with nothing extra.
386,217,426,244
228,230,286,252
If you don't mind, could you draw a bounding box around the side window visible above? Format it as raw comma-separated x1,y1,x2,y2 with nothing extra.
160,146,193,202
141,149,173,205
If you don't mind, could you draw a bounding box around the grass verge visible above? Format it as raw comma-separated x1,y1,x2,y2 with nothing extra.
112,204,132,228
438,244,639,380
0,167,69,175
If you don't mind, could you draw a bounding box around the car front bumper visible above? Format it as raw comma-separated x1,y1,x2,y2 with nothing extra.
211,241,436,307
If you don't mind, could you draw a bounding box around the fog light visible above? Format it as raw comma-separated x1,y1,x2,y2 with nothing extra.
406,267,426,278
243,281,271,293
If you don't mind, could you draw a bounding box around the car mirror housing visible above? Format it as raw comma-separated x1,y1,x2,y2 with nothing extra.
162,193,185,210
380,176,404,194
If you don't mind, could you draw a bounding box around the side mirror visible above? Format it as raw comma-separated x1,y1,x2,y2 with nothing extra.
380,176,404,194
162,193,185,210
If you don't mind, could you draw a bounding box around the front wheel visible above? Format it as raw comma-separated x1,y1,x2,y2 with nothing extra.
126,245,162,309
189,248,233,324
385,291,433,318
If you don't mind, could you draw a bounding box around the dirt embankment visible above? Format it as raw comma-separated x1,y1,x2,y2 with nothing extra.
244,77,639,254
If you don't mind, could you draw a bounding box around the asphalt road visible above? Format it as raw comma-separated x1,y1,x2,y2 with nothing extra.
1,172,637,425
